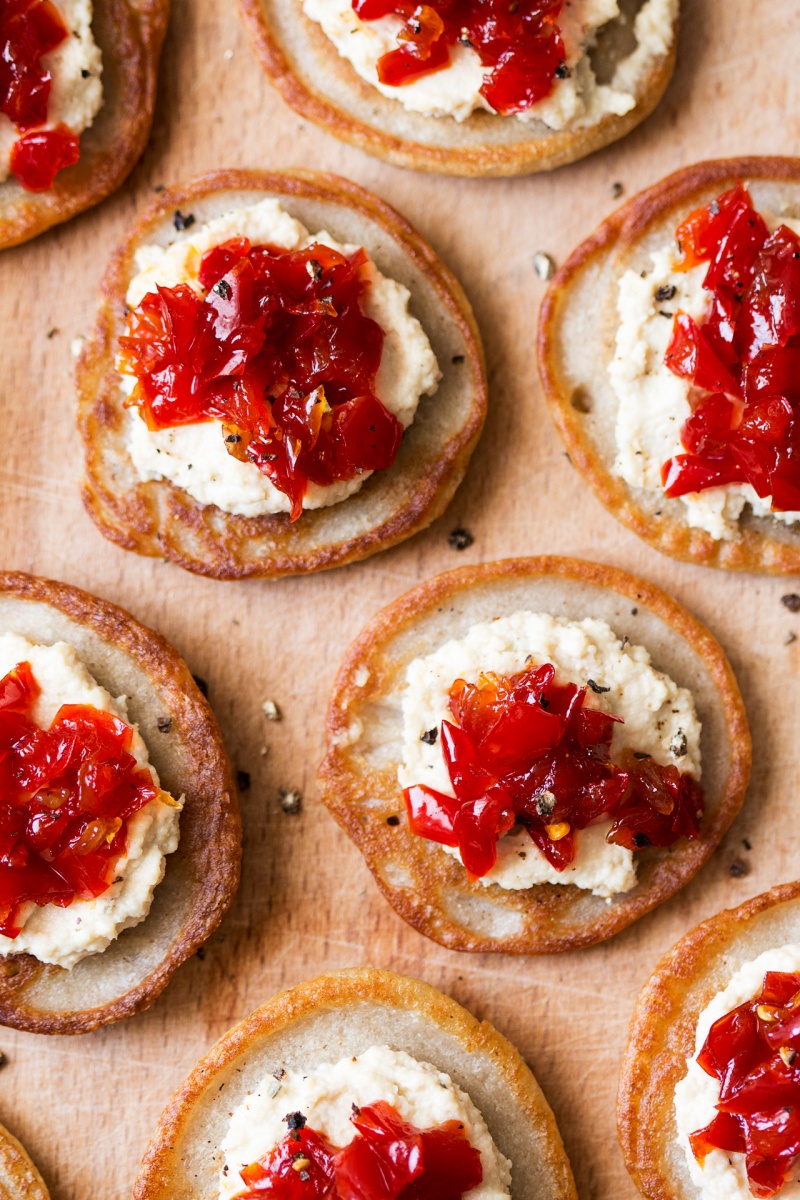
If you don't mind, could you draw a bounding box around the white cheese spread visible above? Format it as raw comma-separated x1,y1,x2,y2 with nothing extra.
301,0,676,125
122,199,441,518
398,611,701,899
674,943,800,1200
0,0,103,185
0,634,180,970
220,1045,511,1200
611,213,800,540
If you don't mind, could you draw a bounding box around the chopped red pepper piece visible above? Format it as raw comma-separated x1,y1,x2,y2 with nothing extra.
661,184,800,510
351,0,565,115
1,0,68,128
0,660,161,939
233,1101,483,1200
9,124,79,191
238,1126,338,1198
403,660,703,878
0,1,85,191
118,239,404,521
689,970,800,1198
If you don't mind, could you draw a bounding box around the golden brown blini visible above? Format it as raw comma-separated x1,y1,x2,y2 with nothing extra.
0,572,241,1035
538,156,800,573
319,556,751,954
618,882,800,1200
0,1123,49,1200
133,968,577,1200
237,0,678,176
76,169,486,579
0,0,168,251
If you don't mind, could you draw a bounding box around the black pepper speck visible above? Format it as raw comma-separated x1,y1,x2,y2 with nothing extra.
448,528,474,551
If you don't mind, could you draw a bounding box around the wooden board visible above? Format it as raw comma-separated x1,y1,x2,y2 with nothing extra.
1,2,799,1197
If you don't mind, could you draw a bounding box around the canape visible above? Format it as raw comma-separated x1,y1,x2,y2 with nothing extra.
0,571,240,1033
320,556,750,953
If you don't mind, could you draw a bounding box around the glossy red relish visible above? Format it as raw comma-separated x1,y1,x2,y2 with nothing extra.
234,1101,483,1200
690,970,800,1198
118,238,404,521
0,659,161,939
403,661,703,878
0,0,82,191
661,184,800,511
351,0,565,115
9,124,79,190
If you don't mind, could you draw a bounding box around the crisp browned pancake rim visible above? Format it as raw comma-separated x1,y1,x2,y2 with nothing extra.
133,968,578,1200
237,0,677,177
0,571,241,1034
319,555,751,954
0,0,168,251
0,1121,50,1200
76,168,487,579
538,155,800,573
617,881,800,1200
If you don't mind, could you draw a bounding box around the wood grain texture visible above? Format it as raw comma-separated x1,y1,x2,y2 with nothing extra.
0,2,798,1198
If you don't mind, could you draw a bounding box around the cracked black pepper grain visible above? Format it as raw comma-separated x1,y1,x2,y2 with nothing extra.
448,528,473,551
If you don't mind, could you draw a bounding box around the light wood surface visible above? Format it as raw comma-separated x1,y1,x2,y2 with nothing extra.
1,3,799,1198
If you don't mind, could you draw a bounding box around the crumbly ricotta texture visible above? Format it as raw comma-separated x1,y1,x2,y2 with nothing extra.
300,0,676,125
219,1046,512,1200
0,0,103,185
674,943,800,1200
398,611,701,899
611,213,800,541
0,634,180,970
123,198,441,518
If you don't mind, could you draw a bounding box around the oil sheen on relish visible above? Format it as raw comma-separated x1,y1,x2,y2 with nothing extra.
0,659,163,939
233,1101,484,1200
118,238,405,521
661,183,800,512
1,0,81,190
350,0,566,115
689,970,800,1198
403,660,703,878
